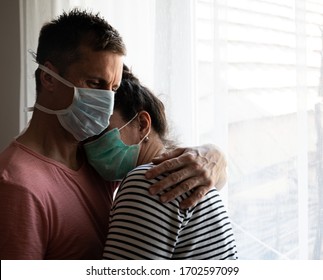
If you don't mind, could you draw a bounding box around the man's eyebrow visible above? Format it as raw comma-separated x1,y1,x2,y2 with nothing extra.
90,77,120,91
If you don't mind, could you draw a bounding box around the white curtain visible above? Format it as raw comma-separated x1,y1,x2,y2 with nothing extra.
21,0,323,259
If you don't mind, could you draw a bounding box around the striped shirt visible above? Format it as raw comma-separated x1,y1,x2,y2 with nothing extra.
103,163,238,260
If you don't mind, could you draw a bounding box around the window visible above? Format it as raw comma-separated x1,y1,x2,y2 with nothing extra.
22,0,323,259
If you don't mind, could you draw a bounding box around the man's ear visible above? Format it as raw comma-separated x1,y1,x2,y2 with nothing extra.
137,111,151,137
39,62,57,91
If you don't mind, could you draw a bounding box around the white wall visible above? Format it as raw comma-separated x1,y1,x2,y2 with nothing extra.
0,0,21,151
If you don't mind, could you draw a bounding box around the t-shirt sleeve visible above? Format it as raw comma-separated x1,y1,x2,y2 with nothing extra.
0,182,48,259
102,167,184,259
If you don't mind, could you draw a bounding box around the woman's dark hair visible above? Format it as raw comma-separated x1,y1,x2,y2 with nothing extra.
115,65,172,146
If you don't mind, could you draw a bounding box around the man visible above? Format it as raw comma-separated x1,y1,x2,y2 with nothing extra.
0,9,226,259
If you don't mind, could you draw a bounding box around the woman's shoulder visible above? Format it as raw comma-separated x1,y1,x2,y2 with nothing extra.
114,163,179,212
123,163,168,185
116,163,160,194
128,163,155,173
113,163,187,225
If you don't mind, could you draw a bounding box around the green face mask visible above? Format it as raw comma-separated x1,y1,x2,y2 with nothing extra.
84,128,140,181
84,114,148,181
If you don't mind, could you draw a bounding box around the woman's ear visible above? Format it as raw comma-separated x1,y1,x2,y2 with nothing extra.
137,111,151,138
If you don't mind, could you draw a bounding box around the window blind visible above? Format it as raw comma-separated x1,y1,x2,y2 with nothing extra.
195,0,323,259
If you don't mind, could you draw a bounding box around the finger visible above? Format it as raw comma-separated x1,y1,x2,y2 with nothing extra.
157,177,200,202
146,156,185,180
150,147,185,165
179,186,211,209
149,167,197,195
147,149,198,179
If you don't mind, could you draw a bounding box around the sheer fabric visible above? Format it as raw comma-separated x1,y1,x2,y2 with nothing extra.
22,0,323,259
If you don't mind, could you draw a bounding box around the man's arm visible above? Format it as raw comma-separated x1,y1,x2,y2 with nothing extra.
146,144,227,209
0,182,46,259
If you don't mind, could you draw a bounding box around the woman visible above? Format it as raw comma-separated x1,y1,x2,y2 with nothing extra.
84,66,238,259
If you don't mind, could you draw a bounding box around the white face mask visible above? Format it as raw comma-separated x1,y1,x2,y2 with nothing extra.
34,64,115,141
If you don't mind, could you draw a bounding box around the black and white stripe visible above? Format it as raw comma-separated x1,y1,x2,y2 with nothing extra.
103,163,238,260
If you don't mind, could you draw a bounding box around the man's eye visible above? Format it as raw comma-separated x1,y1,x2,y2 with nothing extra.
88,81,100,88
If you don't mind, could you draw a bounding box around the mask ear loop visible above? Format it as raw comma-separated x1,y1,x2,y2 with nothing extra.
138,128,150,145
28,49,74,88
118,112,150,144
119,113,139,131
24,50,39,113
28,49,37,62
38,64,75,88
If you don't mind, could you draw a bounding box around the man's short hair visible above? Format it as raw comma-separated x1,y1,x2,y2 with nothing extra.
35,9,126,91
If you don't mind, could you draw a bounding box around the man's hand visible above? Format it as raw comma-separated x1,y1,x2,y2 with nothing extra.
146,144,227,209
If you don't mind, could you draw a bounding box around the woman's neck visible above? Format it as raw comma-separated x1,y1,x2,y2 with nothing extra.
136,135,165,166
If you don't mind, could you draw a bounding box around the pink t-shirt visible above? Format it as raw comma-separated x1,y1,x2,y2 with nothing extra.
0,141,118,259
